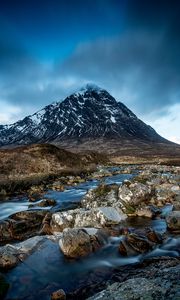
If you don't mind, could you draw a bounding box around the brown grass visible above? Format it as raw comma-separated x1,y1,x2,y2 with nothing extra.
0,144,107,180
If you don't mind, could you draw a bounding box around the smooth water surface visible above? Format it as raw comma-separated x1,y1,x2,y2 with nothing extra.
5,218,180,300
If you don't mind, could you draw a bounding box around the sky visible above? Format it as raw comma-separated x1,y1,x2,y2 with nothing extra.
0,0,179,143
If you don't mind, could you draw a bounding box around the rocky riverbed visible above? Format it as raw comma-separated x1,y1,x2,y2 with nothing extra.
0,164,179,299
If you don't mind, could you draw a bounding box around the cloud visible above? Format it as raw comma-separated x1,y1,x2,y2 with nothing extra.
144,103,180,144
59,28,180,116
170,136,180,145
0,100,22,124
0,0,179,144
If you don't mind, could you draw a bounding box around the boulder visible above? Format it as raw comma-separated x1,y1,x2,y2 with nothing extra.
145,228,164,244
119,239,139,256
59,228,107,258
0,252,18,269
0,236,45,269
40,212,53,235
119,232,154,256
135,206,153,218
81,184,119,209
36,199,56,207
119,227,165,256
118,182,152,212
172,194,180,210
0,210,47,243
51,209,78,232
127,233,153,253
75,207,126,228
96,207,127,225
87,277,165,300
166,211,180,231
81,182,154,215
51,207,126,232
51,289,66,300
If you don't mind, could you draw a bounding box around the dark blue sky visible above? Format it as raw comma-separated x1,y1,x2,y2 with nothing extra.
1,0,124,61
0,0,180,142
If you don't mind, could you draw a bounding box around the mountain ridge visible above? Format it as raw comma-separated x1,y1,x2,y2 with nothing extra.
0,84,169,150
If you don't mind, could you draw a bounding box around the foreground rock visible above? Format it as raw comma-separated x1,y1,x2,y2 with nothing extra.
51,207,126,232
166,211,180,231
0,236,45,269
0,210,47,244
87,271,180,300
81,184,120,210
119,233,153,256
51,289,66,300
81,182,154,216
119,229,164,256
80,257,180,300
59,228,107,258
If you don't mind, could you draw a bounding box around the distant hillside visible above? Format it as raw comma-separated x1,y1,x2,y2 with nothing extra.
0,144,107,181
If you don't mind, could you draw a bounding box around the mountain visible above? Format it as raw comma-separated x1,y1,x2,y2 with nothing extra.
0,84,168,151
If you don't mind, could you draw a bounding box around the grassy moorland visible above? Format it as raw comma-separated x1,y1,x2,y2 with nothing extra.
56,138,180,165
0,140,179,196
0,144,107,195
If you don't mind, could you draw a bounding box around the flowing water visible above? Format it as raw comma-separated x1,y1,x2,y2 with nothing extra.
0,169,179,299
0,172,133,220
4,218,179,300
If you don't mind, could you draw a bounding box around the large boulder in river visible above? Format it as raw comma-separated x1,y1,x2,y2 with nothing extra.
51,289,66,300
118,227,164,256
0,252,18,269
0,236,45,269
153,183,179,207
51,207,126,232
81,184,119,210
166,211,180,231
119,233,153,256
51,209,78,232
75,207,127,228
0,210,47,243
118,182,152,213
81,182,153,216
59,228,107,258
81,183,131,216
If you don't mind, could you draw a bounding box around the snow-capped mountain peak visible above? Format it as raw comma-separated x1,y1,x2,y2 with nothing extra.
0,84,165,146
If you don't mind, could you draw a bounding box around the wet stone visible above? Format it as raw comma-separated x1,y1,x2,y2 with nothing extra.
166,211,180,231
0,252,18,269
51,289,66,300
59,228,107,259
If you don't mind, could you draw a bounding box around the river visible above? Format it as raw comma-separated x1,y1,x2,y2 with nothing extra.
1,169,179,300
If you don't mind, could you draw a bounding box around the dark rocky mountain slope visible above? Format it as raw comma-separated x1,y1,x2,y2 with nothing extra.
0,84,168,148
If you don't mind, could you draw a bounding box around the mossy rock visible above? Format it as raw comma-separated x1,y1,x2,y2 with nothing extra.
93,184,113,198
132,176,149,185
0,275,9,299
121,201,136,214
